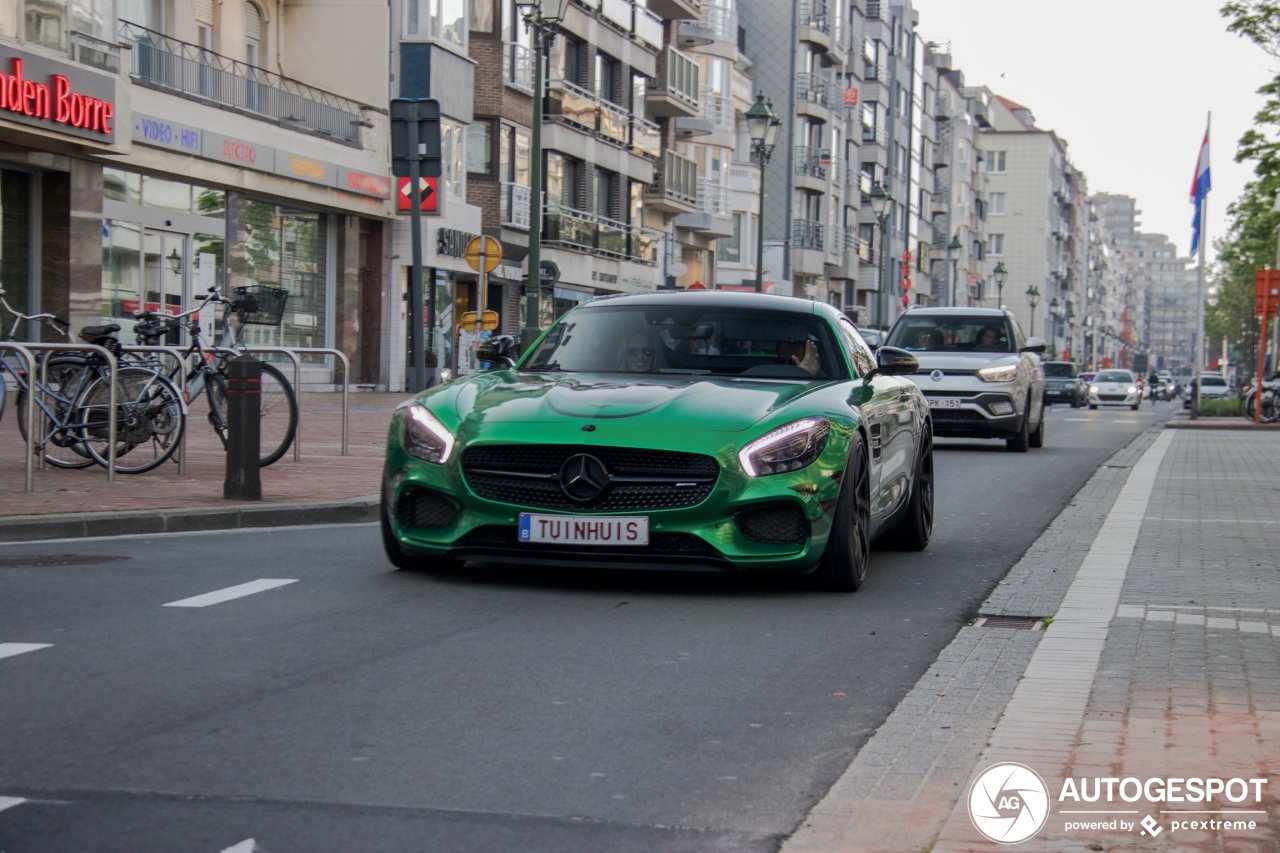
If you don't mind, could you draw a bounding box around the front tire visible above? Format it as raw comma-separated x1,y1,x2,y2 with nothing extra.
1006,405,1030,452
810,436,871,592
1029,404,1046,448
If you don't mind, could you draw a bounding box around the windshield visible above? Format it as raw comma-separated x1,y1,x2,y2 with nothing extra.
1199,375,1226,386
885,315,1013,352
523,304,846,380
1044,363,1076,378
1095,371,1133,383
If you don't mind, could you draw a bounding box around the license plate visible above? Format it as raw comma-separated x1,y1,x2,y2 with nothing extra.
518,514,649,546
927,397,962,409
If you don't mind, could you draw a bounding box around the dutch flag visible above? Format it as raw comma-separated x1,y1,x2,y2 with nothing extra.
1190,121,1211,256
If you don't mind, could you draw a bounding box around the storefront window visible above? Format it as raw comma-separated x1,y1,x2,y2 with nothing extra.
142,175,192,212
103,168,141,204
194,186,226,218
0,170,31,325
25,0,66,50
241,201,328,357
102,220,143,319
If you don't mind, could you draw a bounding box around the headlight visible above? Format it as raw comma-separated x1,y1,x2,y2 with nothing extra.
738,417,830,477
403,403,455,463
1090,385,1100,394
1127,386,1138,394
977,364,1019,383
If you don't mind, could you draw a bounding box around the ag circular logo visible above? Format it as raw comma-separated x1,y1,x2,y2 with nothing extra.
968,762,1050,844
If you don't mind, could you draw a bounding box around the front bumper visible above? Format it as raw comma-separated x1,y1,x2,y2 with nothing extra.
381,421,853,573
919,390,1022,439
1089,392,1140,406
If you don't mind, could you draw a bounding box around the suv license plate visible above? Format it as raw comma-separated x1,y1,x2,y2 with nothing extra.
519,514,649,546
927,397,962,409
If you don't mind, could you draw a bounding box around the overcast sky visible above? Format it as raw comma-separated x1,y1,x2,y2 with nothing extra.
909,0,1276,265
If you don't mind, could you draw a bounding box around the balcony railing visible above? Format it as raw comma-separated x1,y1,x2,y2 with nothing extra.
798,0,830,33
644,150,698,207
794,146,828,180
861,124,887,147
118,21,365,144
504,42,534,94
601,0,662,49
647,47,700,112
830,156,846,186
701,1,737,42
793,219,824,251
696,179,729,216
699,89,733,130
501,182,533,229
599,99,629,145
544,205,660,264
548,80,600,132
795,72,830,107
631,115,660,160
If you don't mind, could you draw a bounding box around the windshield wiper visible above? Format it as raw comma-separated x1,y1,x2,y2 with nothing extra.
522,362,562,372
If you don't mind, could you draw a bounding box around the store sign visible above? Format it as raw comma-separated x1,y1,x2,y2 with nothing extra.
133,115,390,201
0,50,118,141
437,227,478,258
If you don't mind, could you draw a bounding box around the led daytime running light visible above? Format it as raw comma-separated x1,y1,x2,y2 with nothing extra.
405,404,455,463
739,416,829,477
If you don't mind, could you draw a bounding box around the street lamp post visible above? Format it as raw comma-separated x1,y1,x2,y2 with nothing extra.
870,182,893,326
1026,285,1040,337
745,94,781,293
992,261,1007,309
517,0,572,352
1048,297,1061,358
947,233,962,306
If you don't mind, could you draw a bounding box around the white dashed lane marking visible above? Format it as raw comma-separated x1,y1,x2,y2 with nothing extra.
0,643,52,661
163,579,298,608
0,797,27,812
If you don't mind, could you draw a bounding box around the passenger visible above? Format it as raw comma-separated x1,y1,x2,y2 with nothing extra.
913,329,943,349
974,326,1004,351
622,331,658,373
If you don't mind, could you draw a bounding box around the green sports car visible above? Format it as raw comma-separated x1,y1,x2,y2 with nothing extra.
381,291,934,591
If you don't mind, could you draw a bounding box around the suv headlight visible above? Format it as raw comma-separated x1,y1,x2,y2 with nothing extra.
977,364,1019,383
404,404,455,463
739,417,830,477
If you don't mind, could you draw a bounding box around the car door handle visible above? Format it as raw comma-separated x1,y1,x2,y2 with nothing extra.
899,392,912,402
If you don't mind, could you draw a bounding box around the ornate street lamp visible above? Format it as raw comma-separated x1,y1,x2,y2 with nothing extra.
870,182,894,325
167,247,183,276
746,94,781,293
516,0,573,350
947,233,962,306
992,261,1007,308
1048,297,1061,358
1026,284,1040,337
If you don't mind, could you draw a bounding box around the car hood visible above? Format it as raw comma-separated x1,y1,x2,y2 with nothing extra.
413,370,841,436
904,352,1022,372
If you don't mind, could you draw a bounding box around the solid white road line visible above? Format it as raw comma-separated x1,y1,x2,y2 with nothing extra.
0,643,52,661
163,579,298,608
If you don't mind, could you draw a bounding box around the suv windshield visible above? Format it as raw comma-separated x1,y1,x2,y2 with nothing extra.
885,315,1013,353
523,304,846,380
1096,371,1132,383
1044,363,1076,378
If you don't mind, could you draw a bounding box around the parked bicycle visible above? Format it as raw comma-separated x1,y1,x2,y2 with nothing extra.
130,285,298,467
1240,373,1280,423
0,286,186,473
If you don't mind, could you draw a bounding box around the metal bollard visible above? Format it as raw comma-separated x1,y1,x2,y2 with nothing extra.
223,355,262,500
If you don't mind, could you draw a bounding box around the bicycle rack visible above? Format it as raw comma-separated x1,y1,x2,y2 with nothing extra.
121,345,191,474
211,346,351,462
1,342,119,488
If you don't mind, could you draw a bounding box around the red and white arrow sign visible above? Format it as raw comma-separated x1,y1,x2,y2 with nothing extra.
397,176,438,212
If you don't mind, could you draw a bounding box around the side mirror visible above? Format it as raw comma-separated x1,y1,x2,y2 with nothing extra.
1021,336,1048,353
865,345,918,382
476,334,519,368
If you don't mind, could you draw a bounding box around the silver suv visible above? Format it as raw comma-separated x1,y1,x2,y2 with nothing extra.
883,307,1048,452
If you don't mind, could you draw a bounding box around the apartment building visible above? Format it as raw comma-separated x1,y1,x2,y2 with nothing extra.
1092,193,1143,370
0,0,394,386
974,92,1081,343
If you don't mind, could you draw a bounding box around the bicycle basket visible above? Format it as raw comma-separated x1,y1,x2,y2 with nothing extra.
231,285,289,327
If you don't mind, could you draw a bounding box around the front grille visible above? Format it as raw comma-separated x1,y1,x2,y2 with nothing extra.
931,408,988,422
462,445,719,511
735,502,808,545
1098,394,1129,402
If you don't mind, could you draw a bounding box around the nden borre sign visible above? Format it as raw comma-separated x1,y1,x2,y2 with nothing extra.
0,56,114,135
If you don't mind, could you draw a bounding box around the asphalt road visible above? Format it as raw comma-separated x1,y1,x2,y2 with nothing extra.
0,401,1176,853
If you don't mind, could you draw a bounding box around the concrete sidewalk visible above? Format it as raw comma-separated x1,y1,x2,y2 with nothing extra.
0,390,404,541
783,425,1280,852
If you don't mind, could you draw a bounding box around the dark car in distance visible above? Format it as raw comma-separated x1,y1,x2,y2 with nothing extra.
1042,361,1084,408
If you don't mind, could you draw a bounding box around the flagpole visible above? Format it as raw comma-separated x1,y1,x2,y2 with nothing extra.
1191,112,1210,420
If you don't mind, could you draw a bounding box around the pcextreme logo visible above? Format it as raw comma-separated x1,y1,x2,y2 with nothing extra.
968,763,1051,844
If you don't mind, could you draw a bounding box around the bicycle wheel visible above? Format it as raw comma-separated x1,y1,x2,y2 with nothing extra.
1260,389,1280,424
16,357,97,469
76,366,185,474
206,361,298,467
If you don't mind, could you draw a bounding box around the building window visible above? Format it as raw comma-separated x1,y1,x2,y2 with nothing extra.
405,0,468,48
441,121,464,199
986,150,1007,173
244,2,263,65
718,213,742,263
596,52,621,106
989,192,1005,214
990,233,1004,255
467,120,493,175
